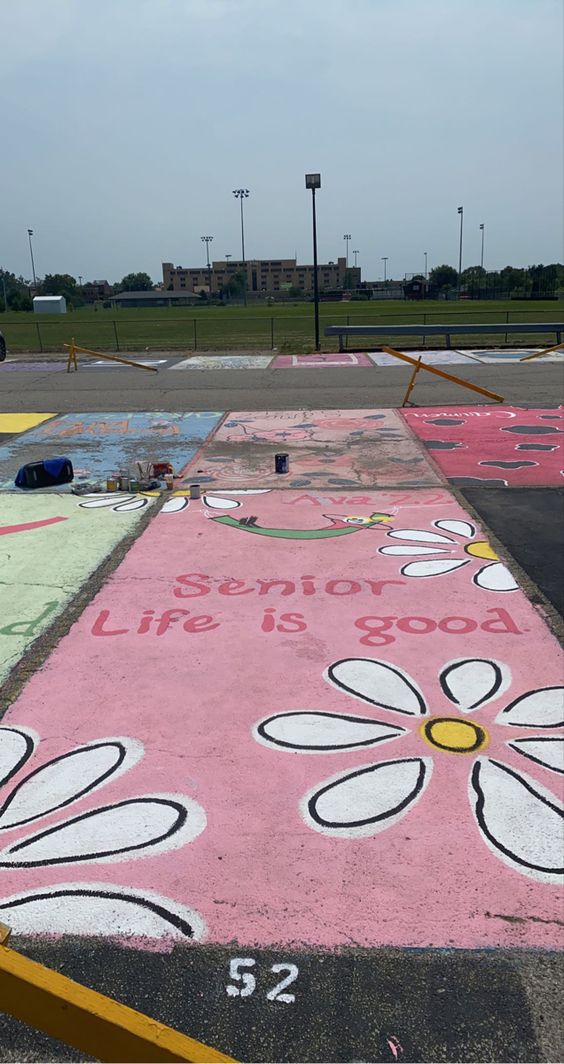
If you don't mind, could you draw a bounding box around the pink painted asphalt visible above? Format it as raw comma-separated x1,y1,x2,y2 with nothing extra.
2,489,562,950
403,406,564,485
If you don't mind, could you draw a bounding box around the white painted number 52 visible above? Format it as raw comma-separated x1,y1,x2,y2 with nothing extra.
226,958,298,1003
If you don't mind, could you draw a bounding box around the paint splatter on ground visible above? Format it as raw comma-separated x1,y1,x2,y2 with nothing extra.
402,406,564,486
178,410,443,489
1,489,562,951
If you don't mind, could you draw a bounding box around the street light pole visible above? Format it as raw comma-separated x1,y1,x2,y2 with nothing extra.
306,173,321,351
27,229,37,289
479,223,485,271
201,235,214,295
424,251,428,279
457,206,464,290
381,256,388,282
343,234,351,267
353,249,359,267
233,189,249,306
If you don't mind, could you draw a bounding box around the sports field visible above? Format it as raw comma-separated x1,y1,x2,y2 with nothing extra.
1,298,562,353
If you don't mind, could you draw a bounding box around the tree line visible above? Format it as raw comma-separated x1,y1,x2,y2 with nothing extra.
0,271,153,311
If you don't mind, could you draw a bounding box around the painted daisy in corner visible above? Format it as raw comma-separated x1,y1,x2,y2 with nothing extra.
0,728,206,941
378,519,518,592
253,657,563,883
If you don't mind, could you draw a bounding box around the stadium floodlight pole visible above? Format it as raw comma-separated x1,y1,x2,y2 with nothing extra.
479,223,485,271
343,233,351,266
353,249,359,267
305,173,321,351
381,256,388,282
78,275,83,286
27,228,37,289
424,251,428,279
232,189,249,306
201,235,213,295
225,253,232,265
457,206,464,289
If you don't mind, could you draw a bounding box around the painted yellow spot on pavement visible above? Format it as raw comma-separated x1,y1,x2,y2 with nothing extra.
465,540,498,561
0,414,57,433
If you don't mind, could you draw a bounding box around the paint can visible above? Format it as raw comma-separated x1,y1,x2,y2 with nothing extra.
106,478,118,492
118,474,129,491
164,474,174,490
275,453,289,474
189,483,201,499
129,479,140,492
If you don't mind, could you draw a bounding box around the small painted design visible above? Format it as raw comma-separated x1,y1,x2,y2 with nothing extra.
212,510,394,540
253,658,563,882
378,519,518,592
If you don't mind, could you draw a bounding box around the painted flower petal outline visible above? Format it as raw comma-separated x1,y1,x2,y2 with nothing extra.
0,883,206,941
162,488,271,514
254,711,405,753
496,687,564,729
0,737,144,830
507,737,564,775
473,562,519,592
0,793,206,867
469,758,564,883
0,727,37,788
399,558,469,578
439,658,510,713
301,756,432,838
326,659,427,716
386,528,454,544
78,494,149,512
434,519,476,538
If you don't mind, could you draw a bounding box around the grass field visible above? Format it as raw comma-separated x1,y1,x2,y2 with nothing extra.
1,299,563,354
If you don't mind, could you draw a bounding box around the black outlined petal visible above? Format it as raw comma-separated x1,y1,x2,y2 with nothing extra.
327,659,427,716
254,711,405,752
302,757,432,837
440,659,509,712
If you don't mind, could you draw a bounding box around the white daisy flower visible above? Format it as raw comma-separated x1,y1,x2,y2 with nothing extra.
378,519,519,592
161,489,270,514
254,658,563,883
0,728,206,940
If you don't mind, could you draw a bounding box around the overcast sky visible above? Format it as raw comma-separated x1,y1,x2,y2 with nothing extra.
1,0,562,284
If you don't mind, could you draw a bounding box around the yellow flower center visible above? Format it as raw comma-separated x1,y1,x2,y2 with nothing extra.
465,540,498,561
420,716,489,755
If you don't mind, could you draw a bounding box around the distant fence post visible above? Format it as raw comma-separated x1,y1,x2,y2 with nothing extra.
112,320,120,352
35,321,43,353
505,309,509,343
193,319,198,351
270,317,275,350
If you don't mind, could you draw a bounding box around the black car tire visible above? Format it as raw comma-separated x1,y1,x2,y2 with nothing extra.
0,334,6,362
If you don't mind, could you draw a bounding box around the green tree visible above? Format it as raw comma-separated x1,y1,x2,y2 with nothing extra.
40,273,79,304
429,264,458,290
115,272,153,292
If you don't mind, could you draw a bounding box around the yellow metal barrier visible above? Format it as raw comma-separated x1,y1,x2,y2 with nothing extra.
519,341,564,361
65,338,159,373
380,346,505,406
0,922,235,1063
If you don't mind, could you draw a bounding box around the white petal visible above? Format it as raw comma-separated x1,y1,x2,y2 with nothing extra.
0,727,36,788
473,562,518,592
469,758,563,882
210,490,270,496
379,545,449,557
302,757,432,837
0,883,206,941
440,659,510,712
203,496,240,510
508,738,564,775
254,711,405,752
326,659,426,716
78,494,133,509
401,559,469,578
0,793,205,866
387,529,454,544
161,496,189,513
497,687,564,728
0,738,144,829
434,519,476,538
113,498,148,512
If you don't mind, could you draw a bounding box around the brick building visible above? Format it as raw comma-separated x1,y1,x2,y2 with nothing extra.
162,257,360,296
81,280,113,303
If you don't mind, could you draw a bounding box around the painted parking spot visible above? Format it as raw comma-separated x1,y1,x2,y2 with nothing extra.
273,352,372,367
1,488,562,953
178,409,442,489
0,411,223,489
403,406,564,487
0,492,153,683
82,359,168,370
467,348,563,363
0,361,67,372
369,349,479,366
171,355,273,369
0,414,57,434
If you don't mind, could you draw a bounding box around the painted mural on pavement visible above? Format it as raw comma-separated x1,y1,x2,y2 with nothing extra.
1,489,561,950
369,350,479,366
171,356,273,370
402,406,564,486
178,409,443,490
0,493,152,684
273,352,372,368
0,412,223,489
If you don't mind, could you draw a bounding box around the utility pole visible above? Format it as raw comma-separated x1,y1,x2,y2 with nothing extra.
424,251,428,279
306,174,321,351
27,229,37,289
232,189,249,305
479,223,485,271
457,206,464,289
381,256,388,282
